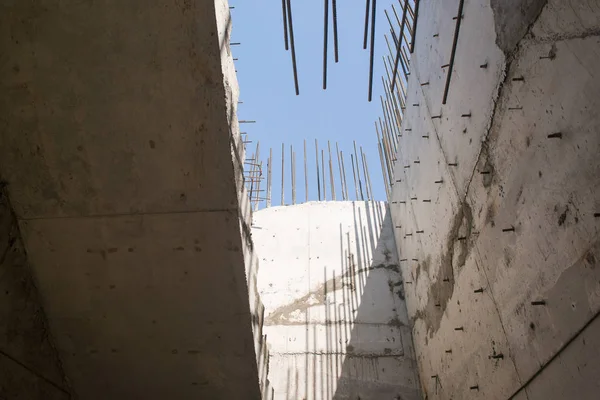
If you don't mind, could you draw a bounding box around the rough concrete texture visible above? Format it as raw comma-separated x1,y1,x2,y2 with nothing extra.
253,202,421,400
0,190,70,399
0,0,265,398
391,0,600,399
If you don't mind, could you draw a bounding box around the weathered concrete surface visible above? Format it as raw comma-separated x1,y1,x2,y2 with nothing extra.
0,190,69,399
490,0,548,53
0,0,265,398
391,0,600,398
253,202,420,400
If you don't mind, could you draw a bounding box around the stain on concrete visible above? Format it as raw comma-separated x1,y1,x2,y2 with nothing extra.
414,203,473,337
490,0,548,54
558,205,569,226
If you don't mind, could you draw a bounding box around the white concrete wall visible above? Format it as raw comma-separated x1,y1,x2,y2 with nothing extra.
390,0,600,399
253,201,421,400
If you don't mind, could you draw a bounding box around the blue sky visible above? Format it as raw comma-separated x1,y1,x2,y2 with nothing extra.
231,0,400,206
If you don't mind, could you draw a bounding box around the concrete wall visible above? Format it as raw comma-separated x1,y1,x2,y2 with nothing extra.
0,189,70,399
0,0,267,398
390,0,600,399
252,202,421,400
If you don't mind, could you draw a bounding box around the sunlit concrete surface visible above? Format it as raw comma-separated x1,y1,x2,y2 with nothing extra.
253,202,421,400
390,0,600,399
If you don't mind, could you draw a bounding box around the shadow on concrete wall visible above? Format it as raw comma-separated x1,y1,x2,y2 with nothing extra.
330,202,421,400
255,201,420,400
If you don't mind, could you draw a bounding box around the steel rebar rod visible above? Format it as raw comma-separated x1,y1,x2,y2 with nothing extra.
328,141,336,200
410,0,420,53
281,143,285,205
443,0,465,104
323,0,329,89
340,151,349,200
332,0,339,62
321,149,327,200
291,145,296,205
335,143,345,200
315,139,321,201
391,0,408,91
353,141,364,200
362,151,373,201
350,153,359,200
377,141,390,199
363,0,370,49
360,146,370,200
281,0,289,50
286,0,300,95
368,0,377,101
304,140,308,202
267,148,273,207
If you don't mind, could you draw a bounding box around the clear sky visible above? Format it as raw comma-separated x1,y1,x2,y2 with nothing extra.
230,0,401,207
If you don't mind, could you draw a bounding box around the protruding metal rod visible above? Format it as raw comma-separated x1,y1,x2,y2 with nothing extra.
340,151,349,201
281,0,289,50
353,141,364,200
254,142,261,211
286,0,300,95
328,141,336,200
376,122,393,187
321,149,327,200
323,0,329,89
332,0,339,62
360,147,370,200
391,0,408,91
350,154,359,200
411,0,420,53
267,148,273,207
368,0,377,101
304,140,308,202
291,145,296,205
335,143,345,200
377,141,390,200
315,139,321,201
281,143,285,205
442,0,465,104
363,0,371,50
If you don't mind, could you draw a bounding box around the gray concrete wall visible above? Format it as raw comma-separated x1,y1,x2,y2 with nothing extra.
0,0,265,398
390,0,600,399
0,189,70,399
253,202,421,400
